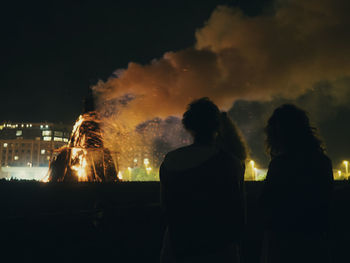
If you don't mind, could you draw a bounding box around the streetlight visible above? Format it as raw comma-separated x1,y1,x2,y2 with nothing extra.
250,160,255,181
343,161,349,180
338,170,341,178
117,171,123,180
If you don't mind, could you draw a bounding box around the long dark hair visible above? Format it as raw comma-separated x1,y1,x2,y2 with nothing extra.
265,104,325,158
217,112,248,162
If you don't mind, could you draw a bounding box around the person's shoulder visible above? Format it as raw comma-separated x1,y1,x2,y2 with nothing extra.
218,150,244,169
219,150,239,162
312,151,332,167
163,145,192,162
161,145,198,170
161,145,221,171
318,152,331,162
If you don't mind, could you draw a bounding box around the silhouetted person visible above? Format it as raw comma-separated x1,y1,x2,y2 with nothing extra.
217,111,248,205
260,104,333,263
160,98,245,263
217,111,249,258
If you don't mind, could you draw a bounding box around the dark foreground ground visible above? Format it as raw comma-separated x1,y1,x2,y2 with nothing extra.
0,181,349,263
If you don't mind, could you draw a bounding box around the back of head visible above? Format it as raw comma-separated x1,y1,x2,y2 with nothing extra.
182,97,220,143
265,104,324,158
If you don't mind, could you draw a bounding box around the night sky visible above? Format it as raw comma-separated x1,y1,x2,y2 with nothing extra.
1,0,349,166
1,0,271,123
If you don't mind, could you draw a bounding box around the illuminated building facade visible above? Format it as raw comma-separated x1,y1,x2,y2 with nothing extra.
0,122,71,168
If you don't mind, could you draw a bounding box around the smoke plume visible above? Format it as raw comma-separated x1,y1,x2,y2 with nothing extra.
94,0,350,124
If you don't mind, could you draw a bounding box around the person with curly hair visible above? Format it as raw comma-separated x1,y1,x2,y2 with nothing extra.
260,104,334,263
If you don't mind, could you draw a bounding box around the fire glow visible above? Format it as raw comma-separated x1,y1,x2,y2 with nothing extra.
48,112,118,182
70,148,88,181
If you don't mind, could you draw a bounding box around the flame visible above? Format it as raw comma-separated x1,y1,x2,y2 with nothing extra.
48,111,118,182
71,115,85,145
70,148,89,181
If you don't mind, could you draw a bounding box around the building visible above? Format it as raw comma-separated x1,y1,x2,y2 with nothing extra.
0,122,71,179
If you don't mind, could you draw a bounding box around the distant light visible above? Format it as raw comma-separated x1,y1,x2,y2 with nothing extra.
27,162,32,167
16,130,22,136
54,131,63,137
43,136,52,141
3,143,8,148
47,156,50,160
41,149,45,155
42,130,52,136
45,125,49,128
144,158,149,166
54,137,63,142
14,156,19,160
1,166,49,181
22,124,24,127
134,158,138,163
117,171,123,180
40,125,43,128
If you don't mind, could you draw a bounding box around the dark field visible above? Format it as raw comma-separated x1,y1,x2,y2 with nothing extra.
0,181,350,263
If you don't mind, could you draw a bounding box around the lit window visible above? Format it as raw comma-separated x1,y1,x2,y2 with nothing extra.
43,136,52,141
42,130,52,136
16,130,22,136
41,149,45,155
45,125,49,128
63,138,69,142
3,143,8,148
54,137,63,142
54,131,63,137
14,156,19,160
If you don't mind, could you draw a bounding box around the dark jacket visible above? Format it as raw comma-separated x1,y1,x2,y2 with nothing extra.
160,150,245,260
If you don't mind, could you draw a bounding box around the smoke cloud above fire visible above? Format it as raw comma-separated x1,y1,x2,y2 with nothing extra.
94,0,350,124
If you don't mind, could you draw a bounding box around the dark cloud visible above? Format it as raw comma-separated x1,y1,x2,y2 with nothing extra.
229,80,350,166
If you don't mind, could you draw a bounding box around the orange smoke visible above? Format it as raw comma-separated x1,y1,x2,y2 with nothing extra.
94,0,350,125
